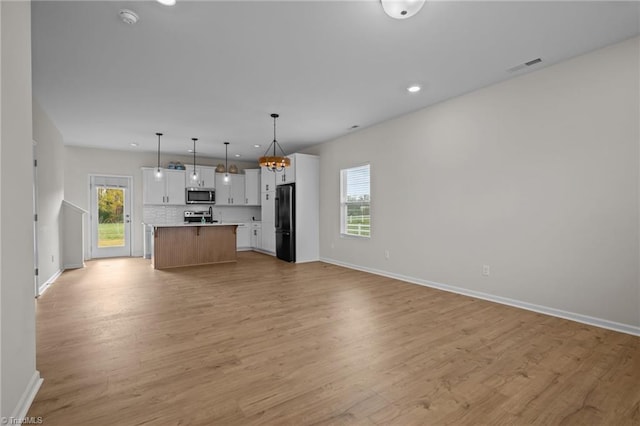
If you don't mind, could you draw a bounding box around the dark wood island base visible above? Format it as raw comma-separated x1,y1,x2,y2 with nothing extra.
152,224,238,269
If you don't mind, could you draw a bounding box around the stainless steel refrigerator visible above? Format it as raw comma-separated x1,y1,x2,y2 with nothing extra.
275,183,295,262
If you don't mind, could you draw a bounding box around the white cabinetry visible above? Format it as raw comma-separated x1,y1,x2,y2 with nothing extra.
250,222,262,249
291,154,320,263
215,173,246,205
260,222,275,254
264,153,319,262
261,191,275,224
236,223,251,250
244,169,261,205
262,166,276,192
260,167,276,255
185,165,216,188
275,155,296,185
143,168,185,205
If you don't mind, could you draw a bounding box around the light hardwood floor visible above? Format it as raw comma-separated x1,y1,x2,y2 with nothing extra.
28,252,640,425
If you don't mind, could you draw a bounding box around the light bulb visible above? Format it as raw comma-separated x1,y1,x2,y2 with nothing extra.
154,168,163,181
191,171,199,181
223,173,231,185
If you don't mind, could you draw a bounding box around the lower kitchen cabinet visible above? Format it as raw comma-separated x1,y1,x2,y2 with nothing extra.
250,222,262,249
236,223,251,250
260,221,275,254
259,189,275,254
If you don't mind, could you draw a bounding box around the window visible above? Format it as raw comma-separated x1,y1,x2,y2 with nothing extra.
341,164,370,237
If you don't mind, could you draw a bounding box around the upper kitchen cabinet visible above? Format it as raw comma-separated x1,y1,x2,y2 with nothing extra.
185,165,216,189
275,154,296,185
244,169,261,206
215,173,246,205
261,166,276,192
142,168,185,205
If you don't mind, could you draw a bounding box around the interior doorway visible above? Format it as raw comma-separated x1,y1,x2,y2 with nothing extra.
90,175,132,258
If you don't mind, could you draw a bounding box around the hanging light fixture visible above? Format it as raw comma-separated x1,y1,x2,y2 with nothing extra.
190,138,199,183
154,132,163,181
223,142,231,185
258,113,291,172
380,0,425,19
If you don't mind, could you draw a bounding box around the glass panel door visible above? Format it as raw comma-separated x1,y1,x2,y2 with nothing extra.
97,187,125,248
90,176,132,258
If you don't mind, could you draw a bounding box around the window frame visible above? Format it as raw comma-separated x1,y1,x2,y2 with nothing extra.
340,163,371,239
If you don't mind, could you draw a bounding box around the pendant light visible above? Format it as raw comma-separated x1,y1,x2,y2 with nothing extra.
154,132,163,181
223,142,231,185
190,138,199,183
258,113,291,172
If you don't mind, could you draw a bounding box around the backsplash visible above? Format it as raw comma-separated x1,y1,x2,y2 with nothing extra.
143,205,261,224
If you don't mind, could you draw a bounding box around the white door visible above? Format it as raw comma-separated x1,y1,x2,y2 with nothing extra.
90,175,132,258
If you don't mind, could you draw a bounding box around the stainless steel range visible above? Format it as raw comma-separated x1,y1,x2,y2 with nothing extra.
184,209,217,224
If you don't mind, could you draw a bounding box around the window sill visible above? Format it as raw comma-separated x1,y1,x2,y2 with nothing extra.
340,233,370,239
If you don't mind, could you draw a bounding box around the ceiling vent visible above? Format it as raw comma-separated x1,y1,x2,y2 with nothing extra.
507,57,542,73
119,9,140,25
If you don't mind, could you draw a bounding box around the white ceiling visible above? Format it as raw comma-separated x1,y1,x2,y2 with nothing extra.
32,1,640,161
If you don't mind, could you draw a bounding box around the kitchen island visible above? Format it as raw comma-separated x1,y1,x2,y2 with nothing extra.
150,223,238,269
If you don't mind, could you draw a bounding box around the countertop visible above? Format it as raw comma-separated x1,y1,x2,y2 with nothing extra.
143,222,241,228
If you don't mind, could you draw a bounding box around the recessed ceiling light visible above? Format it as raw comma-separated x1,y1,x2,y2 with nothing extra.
407,85,421,93
349,125,360,130
234,154,241,158
253,144,261,148
130,143,138,147
156,0,176,6
187,149,193,153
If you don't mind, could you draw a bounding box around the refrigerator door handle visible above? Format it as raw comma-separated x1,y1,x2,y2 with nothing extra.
275,197,280,228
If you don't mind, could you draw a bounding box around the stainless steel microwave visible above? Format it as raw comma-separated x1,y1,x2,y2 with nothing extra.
185,188,215,204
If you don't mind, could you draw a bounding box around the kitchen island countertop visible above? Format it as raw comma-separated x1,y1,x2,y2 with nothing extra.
145,222,242,228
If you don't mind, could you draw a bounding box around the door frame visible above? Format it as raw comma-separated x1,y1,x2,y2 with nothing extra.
33,142,40,297
88,174,134,259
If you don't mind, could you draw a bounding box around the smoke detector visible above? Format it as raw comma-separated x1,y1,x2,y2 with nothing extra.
119,9,139,25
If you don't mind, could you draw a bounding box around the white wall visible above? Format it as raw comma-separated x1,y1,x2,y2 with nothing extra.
308,37,640,331
64,146,258,258
0,0,41,418
33,100,65,290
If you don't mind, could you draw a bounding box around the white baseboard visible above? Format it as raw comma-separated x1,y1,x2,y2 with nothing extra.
38,269,63,297
63,263,84,270
9,370,43,421
252,248,275,256
320,257,640,337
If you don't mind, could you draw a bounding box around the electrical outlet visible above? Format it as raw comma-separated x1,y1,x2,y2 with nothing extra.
482,264,490,276
384,250,390,260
